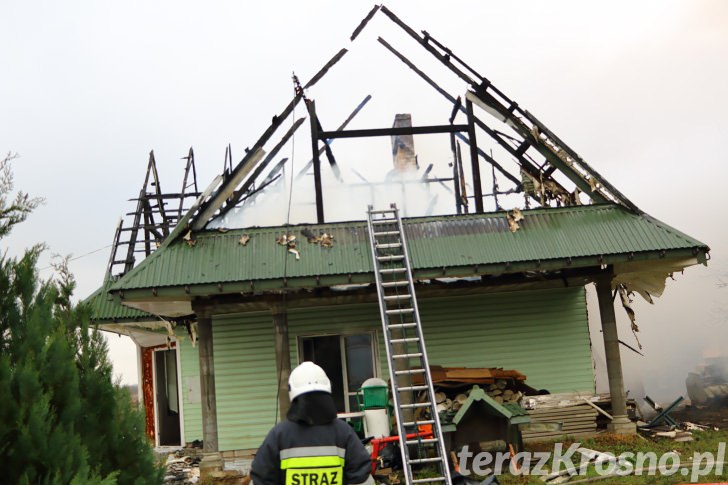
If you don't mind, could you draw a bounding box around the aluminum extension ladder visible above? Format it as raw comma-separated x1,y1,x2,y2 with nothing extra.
366,204,452,485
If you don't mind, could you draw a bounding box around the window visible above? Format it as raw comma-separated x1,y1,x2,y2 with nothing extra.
300,333,377,413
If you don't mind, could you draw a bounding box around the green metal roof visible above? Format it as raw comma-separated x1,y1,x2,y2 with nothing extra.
86,279,157,323
108,204,708,297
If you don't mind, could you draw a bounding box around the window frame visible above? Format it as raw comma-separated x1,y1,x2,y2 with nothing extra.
296,329,380,413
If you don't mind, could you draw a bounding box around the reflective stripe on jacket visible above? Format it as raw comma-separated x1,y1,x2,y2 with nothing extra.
251,420,374,485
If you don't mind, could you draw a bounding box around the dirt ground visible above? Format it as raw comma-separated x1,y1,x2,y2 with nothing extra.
672,396,728,429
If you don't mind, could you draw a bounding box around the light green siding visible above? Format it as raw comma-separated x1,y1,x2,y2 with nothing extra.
185,286,594,451
419,287,595,393
213,312,278,452
178,336,203,443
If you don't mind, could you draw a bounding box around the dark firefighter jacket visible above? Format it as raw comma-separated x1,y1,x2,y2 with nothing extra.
251,397,373,485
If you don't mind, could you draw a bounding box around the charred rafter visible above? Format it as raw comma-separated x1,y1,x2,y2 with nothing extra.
107,148,200,278
377,5,638,211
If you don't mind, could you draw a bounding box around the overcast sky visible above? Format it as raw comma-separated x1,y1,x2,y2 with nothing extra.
2,0,726,402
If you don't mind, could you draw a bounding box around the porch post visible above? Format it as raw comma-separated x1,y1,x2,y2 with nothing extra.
272,303,292,421
193,302,224,473
595,272,636,434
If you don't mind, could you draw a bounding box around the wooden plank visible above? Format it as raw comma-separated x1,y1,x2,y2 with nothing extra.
582,397,614,421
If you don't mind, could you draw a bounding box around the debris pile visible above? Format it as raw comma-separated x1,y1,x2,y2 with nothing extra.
686,353,728,406
640,395,721,441
163,449,201,484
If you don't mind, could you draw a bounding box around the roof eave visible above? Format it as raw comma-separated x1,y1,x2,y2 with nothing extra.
110,246,707,304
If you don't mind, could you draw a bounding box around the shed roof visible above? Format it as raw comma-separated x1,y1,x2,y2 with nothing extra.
107,204,707,300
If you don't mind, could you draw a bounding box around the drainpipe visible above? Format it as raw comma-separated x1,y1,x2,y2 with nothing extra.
595,271,637,434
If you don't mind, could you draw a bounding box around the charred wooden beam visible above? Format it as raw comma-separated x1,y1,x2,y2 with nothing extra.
377,36,531,192
380,6,638,211
128,192,201,201
308,101,325,224
304,48,348,90
148,151,169,237
450,132,462,215
320,124,468,139
217,118,306,219
296,94,373,179
350,5,381,41
238,173,282,204
189,48,349,231
314,115,342,182
466,98,483,212
192,148,265,230
106,218,124,276
453,134,520,189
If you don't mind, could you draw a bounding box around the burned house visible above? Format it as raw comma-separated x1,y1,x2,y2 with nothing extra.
88,5,709,472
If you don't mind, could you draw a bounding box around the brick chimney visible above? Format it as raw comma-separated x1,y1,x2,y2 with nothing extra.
391,114,418,172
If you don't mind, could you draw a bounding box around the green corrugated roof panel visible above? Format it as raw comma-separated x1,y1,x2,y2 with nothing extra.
110,204,708,293
86,279,156,322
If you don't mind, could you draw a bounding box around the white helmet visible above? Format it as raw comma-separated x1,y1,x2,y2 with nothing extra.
288,362,332,402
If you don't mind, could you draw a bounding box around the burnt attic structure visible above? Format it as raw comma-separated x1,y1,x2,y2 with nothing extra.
88,5,709,465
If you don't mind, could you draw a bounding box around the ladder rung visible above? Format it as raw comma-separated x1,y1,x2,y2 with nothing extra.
380,268,406,274
370,209,396,215
392,353,423,359
409,457,445,465
384,294,411,301
386,308,413,315
390,337,419,344
376,243,402,249
374,231,400,236
405,438,439,445
400,403,432,409
412,478,446,484
377,255,405,261
395,368,425,375
397,385,429,392
382,281,408,287
402,420,435,427
372,218,396,224
389,323,417,329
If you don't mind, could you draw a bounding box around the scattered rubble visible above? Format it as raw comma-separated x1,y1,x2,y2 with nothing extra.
276,233,300,260
183,229,197,247
163,449,201,484
301,228,335,247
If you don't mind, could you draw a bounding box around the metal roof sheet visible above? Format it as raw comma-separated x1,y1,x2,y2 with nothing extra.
86,279,156,323
108,204,708,294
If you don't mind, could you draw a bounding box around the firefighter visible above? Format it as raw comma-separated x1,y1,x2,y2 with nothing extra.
251,361,374,485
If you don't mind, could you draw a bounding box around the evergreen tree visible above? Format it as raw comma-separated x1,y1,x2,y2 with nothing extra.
0,153,163,484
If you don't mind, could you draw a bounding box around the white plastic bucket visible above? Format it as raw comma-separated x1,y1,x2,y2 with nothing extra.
363,408,390,438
